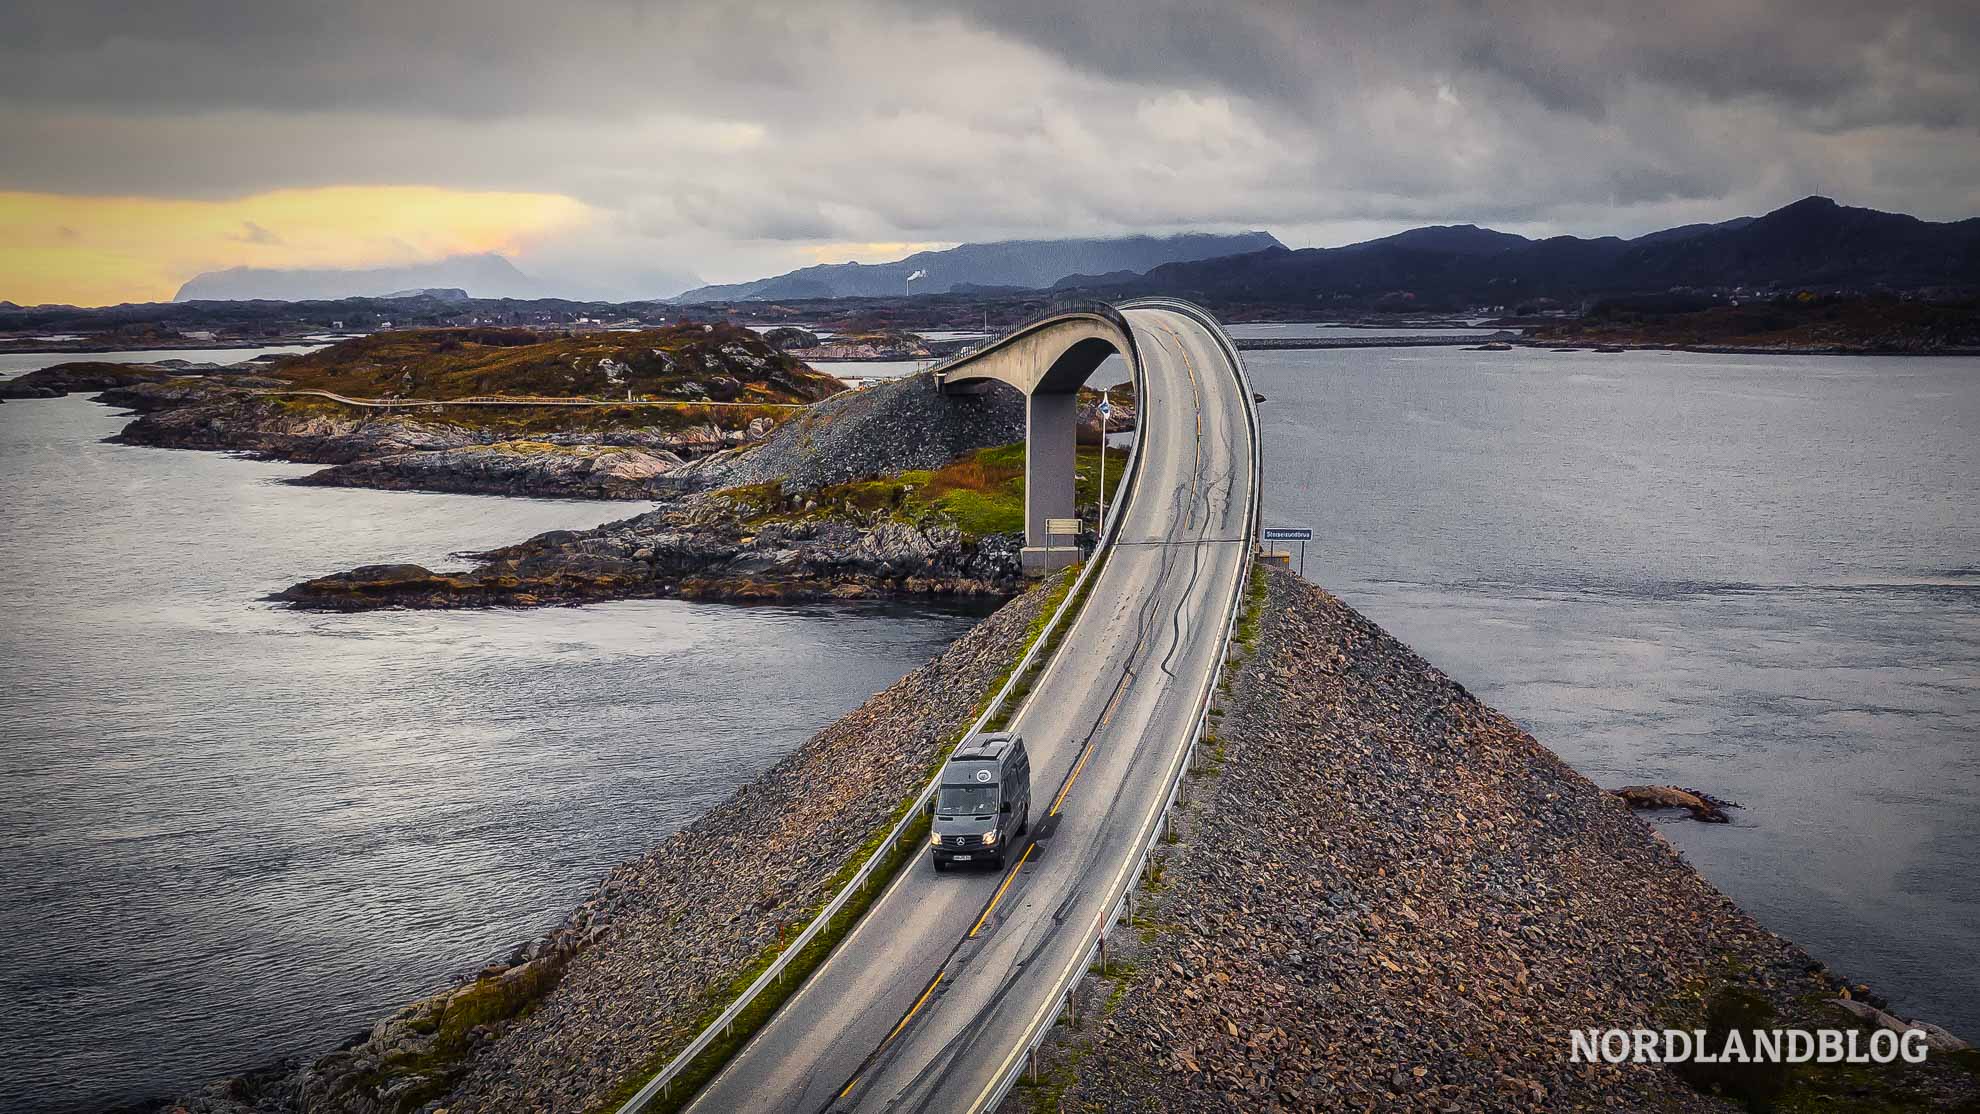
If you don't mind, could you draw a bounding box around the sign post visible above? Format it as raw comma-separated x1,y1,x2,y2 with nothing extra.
1262,526,1313,577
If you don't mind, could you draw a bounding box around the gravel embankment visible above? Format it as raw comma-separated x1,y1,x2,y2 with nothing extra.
1025,567,1976,1112
167,580,1053,1114
675,371,1026,493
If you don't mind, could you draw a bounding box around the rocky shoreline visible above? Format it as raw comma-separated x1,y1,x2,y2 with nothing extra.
164,579,1058,1114
1024,568,1976,1112
276,502,1024,610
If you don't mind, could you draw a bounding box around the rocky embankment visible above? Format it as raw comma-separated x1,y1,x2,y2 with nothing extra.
165,581,1055,1114
1024,567,1976,1112
673,370,1025,493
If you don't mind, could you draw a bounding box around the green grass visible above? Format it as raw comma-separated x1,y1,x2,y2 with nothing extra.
333,959,564,1111
722,441,1129,542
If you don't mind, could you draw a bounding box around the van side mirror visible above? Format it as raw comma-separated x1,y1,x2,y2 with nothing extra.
925,798,936,816
1000,801,1012,814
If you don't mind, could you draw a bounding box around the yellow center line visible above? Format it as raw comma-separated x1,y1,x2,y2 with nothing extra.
1050,743,1095,816
968,843,1036,937
889,972,942,1040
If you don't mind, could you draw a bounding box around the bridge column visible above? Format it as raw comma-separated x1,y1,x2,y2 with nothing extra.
1022,390,1080,576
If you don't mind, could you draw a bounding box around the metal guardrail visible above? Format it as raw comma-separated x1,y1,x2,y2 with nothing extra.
922,299,1140,383
615,304,1153,1114
971,296,1263,1114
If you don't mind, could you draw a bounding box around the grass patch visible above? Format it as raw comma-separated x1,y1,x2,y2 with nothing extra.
719,441,1130,542
1234,563,1267,650
336,960,564,1111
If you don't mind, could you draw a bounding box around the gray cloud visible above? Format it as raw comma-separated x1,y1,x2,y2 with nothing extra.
3,0,1977,295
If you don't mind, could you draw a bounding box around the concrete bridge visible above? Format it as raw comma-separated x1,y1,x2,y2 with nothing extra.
928,302,1143,574
618,298,1261,1114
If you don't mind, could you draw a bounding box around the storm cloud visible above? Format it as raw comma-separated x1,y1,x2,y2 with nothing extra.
3,0,1977,299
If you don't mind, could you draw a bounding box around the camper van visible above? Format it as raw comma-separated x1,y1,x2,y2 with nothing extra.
928,731,1032,871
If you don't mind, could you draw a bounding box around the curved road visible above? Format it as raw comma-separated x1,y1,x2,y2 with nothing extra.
680,304,1257,1113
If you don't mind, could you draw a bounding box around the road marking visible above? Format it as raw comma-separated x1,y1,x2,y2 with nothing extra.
1049,742,1096,816
888,972,944,1042
968,843,1036,937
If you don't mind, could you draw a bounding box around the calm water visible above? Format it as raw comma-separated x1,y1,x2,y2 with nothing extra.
0,398,984,1112
1250,346,1980,1036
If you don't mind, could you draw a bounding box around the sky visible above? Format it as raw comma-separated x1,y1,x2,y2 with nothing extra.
3,0,1978,306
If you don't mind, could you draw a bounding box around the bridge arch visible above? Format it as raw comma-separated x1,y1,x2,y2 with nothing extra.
932,305,1141,574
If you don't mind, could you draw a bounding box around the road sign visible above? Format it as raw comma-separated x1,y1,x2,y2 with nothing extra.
1098,397,1112,419
1263,526,1311,577
1046,517,1082,535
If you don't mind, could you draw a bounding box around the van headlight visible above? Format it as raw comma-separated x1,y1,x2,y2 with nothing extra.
930,832,942,846
981,830,999,846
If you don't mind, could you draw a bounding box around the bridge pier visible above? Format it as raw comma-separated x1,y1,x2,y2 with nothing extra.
1021,391,1081,575
934,305,1140,578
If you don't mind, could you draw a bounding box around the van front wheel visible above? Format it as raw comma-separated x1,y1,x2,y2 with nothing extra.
932,857,947,873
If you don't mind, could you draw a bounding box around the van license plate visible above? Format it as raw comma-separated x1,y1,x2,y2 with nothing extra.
951,854,972,861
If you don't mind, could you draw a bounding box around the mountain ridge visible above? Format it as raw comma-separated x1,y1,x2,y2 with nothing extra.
1071,197,1980,308
673,231,1283,303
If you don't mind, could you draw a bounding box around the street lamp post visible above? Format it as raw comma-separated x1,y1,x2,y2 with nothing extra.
1097,393,1113,533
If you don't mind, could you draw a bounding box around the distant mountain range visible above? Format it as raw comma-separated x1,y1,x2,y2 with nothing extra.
673,232,1283,303
1064,198,1980,309
175,254,554,302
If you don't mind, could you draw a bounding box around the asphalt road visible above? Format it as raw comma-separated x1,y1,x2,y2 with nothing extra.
681,305,1256,1114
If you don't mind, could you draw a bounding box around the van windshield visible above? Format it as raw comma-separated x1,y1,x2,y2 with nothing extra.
937,784,998,814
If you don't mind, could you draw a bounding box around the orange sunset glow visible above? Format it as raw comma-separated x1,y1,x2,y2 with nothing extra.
0,186,592,306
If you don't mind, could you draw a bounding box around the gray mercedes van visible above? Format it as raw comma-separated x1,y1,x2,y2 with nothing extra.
927,731,1031,871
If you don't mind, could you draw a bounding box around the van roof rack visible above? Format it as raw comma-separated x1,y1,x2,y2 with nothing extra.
951,731,1017,760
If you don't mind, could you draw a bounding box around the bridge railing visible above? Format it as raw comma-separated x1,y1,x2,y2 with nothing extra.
972,296,1263,1114
614,301,1152,1114
922,297,1140,383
